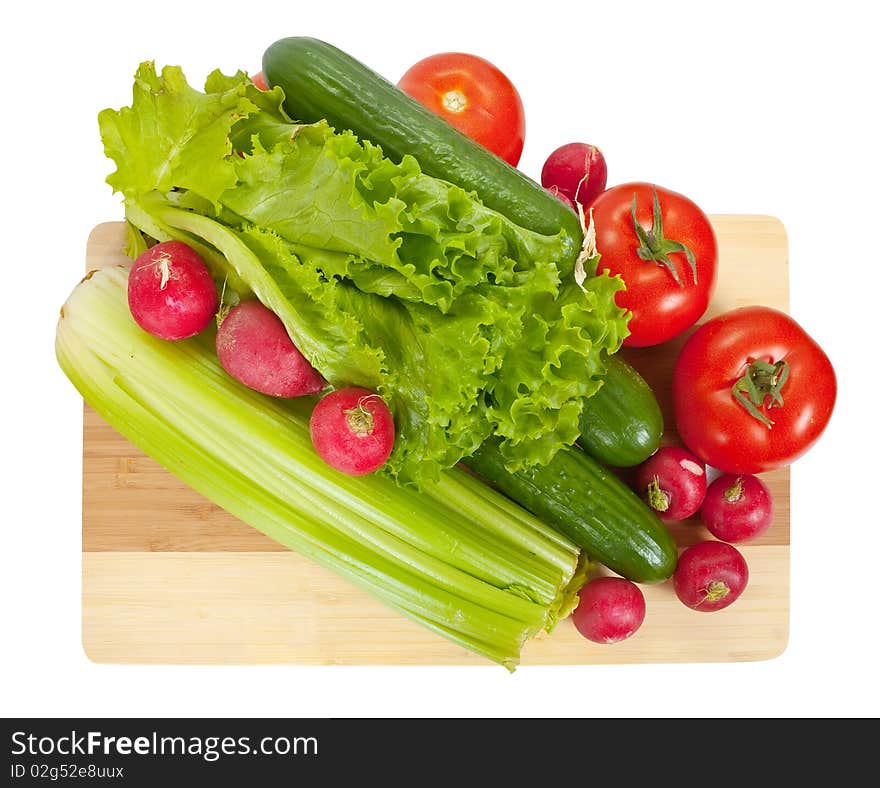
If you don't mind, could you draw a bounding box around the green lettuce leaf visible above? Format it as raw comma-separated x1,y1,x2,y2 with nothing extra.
99,63,629,485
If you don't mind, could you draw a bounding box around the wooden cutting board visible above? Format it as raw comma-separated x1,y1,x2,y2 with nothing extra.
81,216,790,666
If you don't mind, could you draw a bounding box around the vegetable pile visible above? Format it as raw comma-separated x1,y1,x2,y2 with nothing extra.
55,36,837,666
58,265,584,670
99,62,628,487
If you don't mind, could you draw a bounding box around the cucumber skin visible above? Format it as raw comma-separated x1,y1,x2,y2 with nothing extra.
578,356,664,468
464,441,678,584
261,37,583,260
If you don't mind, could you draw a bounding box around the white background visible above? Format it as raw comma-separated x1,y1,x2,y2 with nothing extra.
2,0,877,718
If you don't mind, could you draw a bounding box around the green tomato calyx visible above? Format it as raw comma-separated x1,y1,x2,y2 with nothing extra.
732,358,791,428
631,187,698,287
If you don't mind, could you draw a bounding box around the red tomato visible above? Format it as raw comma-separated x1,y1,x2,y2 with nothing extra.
252,71,268,91
673,306,836,473
591,183,718,347
398,53,525,167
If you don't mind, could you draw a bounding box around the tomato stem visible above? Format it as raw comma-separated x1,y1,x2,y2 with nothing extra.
732,358,791,428
630,188,698,287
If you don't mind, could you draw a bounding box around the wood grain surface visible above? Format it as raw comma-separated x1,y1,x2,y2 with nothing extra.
81,216,790,665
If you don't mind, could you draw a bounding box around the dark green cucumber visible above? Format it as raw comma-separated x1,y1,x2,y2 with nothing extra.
463,440,677,583
578,355,664,468
261,37,583,263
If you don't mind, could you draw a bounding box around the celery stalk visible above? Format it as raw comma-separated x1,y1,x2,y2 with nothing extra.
57,266,582,669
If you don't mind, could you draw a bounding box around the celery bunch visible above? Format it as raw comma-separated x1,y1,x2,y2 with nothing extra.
57,266,584,668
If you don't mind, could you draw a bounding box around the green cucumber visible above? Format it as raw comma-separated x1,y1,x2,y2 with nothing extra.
463,440,678,584
261,37,583,263
578,355,664,468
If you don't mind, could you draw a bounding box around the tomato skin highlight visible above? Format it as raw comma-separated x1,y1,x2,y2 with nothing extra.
591,183,718,347
398,53,525,167
673,306,837,474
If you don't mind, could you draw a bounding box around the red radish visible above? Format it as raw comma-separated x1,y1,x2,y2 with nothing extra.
541,142,608,209
252,71,268,90
544,184,578,213
702,474,774,543
127,240,218,341
636,446,707,522
673,541,749,612
310,387,395,475
572,576,646,644
216,300,325,398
